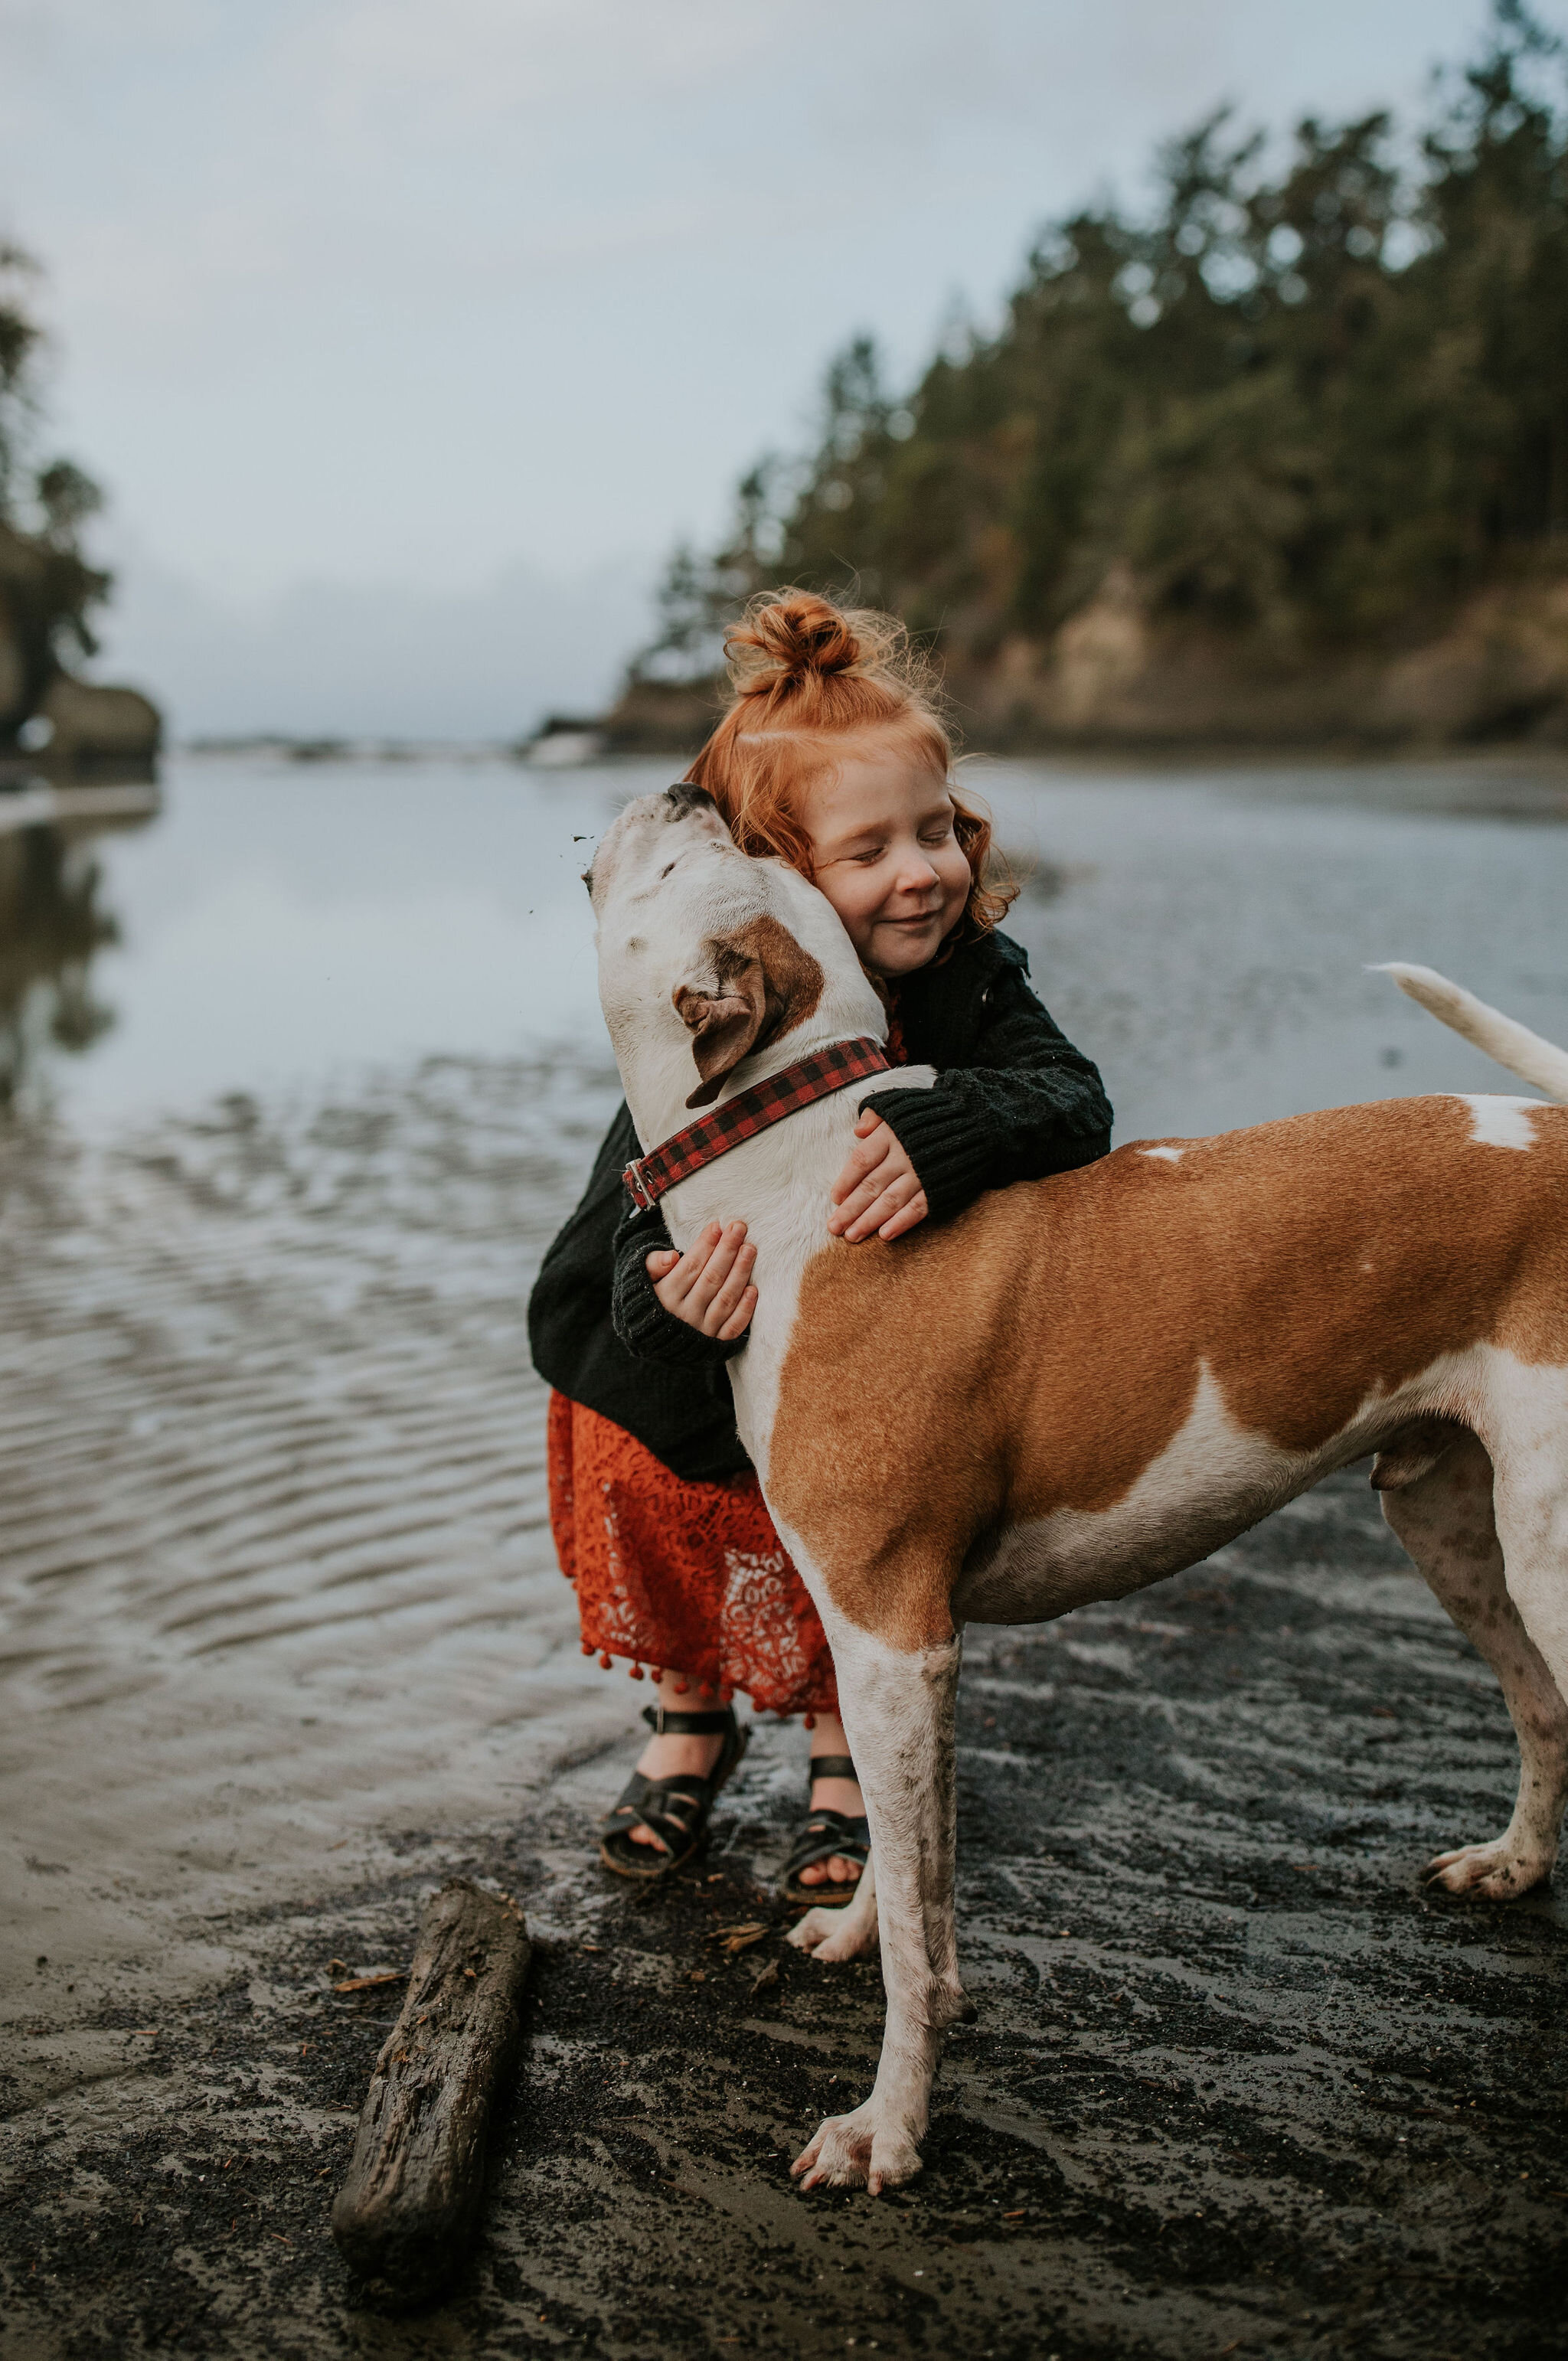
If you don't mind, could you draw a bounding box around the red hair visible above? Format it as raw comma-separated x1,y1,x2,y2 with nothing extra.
684,590,1014,937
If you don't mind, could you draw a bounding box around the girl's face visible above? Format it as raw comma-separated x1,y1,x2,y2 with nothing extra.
799,735,972,977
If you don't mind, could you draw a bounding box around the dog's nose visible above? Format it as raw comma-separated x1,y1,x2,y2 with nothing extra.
662,782,718,821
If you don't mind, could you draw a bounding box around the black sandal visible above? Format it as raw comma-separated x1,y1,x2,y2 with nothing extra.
780,1753,871,1907
598,1701,750,1883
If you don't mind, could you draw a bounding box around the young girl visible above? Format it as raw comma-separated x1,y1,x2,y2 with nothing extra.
528,591,1112,1896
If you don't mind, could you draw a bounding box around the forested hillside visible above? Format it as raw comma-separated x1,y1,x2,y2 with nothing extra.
620,2,1568,749
0,248,109,742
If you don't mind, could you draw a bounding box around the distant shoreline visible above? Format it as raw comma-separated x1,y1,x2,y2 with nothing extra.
171,732,1568,802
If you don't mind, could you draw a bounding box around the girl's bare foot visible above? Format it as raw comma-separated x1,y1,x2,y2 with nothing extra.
796,1710,865,1888
618,1686,864,1881
627,1670,727,1854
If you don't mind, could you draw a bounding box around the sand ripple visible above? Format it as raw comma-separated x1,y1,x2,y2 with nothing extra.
0,1052,619,1716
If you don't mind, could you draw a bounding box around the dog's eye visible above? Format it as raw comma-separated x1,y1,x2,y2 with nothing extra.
659,861,676,880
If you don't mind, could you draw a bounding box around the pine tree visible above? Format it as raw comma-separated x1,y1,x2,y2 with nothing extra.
0,247,109,740
628,3,1568,721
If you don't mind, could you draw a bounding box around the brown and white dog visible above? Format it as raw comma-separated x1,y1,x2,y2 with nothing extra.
589,785,1568,2194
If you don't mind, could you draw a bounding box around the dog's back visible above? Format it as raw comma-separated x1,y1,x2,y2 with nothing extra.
766,1092,1568,1640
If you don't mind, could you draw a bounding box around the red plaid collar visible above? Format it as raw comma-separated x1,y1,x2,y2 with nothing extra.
622,1037,892,1213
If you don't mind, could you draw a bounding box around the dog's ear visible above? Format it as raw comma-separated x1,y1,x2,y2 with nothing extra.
673,955,769,1108
672,915,824,1109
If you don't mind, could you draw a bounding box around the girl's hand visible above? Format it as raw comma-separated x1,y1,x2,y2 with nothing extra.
646,1219,758,1340
828,1113,929,1243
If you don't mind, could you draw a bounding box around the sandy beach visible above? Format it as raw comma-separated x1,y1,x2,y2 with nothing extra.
3,750,1567,2357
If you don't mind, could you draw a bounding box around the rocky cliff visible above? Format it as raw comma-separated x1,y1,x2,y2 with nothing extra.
602,572,1568,759
948,570,1568,752
0,524,160,775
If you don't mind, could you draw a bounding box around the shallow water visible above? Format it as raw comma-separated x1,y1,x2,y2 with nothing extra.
24,744,1568,1128
2,745,1567,2049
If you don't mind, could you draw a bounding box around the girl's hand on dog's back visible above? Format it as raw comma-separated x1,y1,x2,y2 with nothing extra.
647,1220,759,1339
828,1112,929,1243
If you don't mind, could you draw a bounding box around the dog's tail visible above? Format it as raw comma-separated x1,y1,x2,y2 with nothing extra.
1374,962,1568,1106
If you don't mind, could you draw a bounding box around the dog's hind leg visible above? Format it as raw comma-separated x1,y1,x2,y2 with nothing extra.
1378,1425,1568,1899
789,1618,965,2194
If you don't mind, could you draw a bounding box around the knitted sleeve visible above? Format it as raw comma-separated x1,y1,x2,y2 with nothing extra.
859,961,1112,1225
610,1196,747,1370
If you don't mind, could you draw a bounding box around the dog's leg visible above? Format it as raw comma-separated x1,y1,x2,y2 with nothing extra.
789,1622,965,2195
1380,1427,1568,1898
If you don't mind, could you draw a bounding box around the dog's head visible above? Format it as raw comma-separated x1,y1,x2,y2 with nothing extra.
587,785,884,1145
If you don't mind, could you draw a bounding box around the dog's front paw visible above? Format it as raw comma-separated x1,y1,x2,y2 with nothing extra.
786,1902,878,1962
1426,1837,1553,1899
790,2101,923,2194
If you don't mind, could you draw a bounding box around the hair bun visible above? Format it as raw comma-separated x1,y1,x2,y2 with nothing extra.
725,590,902,698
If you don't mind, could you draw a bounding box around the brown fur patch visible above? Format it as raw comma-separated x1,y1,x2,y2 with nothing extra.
676,915,824,1107
737,913,823,1041
766,1096,1568,1647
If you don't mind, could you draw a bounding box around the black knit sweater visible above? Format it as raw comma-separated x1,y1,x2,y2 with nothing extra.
527,926,1111,1481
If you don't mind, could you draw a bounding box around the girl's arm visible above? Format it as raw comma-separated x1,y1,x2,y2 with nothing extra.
613,938,1111,1341
528,1099,746,1371
611,1199,751,1367
852,952,1112,1229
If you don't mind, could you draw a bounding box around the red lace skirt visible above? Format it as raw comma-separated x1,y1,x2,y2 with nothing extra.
546,1390,838,1717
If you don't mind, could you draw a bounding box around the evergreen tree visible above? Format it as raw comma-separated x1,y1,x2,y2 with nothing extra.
0,247,109,734
634,3,1568,700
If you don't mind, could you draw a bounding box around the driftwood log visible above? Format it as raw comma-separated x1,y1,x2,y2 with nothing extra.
331,1878,532,2304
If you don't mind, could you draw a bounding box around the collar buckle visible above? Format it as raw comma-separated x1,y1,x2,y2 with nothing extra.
622,1158,656,1212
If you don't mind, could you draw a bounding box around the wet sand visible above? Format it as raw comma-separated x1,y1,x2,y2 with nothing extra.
3,754,1568,2356
5,1464,1566,2358
2,1053,629,2027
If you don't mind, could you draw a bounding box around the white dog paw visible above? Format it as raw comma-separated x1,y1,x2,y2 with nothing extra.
786,1904,877,1962
790,2102,923,2195
1425,1839,1552,1900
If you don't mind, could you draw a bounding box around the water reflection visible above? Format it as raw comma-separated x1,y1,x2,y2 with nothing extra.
0,776,159,1108
3,746,1566,1131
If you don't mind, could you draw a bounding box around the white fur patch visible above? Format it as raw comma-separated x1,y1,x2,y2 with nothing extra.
1140,1145,1185,1163
953,1343,1492,1628
954,1367,1298,1622
1454,1095,1542,1151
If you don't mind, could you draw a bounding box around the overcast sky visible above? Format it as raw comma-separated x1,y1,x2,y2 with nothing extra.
0,0,1549,736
